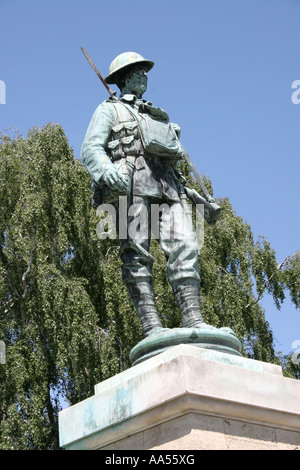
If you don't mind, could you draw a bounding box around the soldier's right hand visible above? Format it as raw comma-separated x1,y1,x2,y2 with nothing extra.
102,166,128,192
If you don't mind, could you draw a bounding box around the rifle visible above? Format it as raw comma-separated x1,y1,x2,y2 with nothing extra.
81,47,118,101
184,187,222,225
80,47,222,224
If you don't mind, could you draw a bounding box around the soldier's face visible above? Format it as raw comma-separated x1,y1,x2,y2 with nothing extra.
124,65,148,97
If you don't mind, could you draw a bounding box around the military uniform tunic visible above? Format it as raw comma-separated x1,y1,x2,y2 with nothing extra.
81,94,200,286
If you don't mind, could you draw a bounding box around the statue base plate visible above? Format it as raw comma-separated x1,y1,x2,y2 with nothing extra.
129,326,242,366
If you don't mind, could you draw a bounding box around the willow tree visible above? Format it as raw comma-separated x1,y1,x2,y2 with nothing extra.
0,124,298,450
0,124,120,449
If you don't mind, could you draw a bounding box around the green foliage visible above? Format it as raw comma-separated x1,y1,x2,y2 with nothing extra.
177,161,299,362
0,124,125,449
0,125,299,449
281,353,300,380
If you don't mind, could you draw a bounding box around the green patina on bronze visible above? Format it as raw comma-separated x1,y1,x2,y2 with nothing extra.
81,51,241,362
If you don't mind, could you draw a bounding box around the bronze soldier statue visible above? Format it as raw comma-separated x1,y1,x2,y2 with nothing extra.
81,52,218,338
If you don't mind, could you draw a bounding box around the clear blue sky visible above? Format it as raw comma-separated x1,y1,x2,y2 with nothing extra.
1,0,299,356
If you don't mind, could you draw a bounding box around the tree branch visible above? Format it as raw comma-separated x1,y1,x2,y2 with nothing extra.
20,230,37,323
245,250,300,309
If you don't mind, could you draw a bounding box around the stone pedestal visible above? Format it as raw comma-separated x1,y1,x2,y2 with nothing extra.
58,345,300,450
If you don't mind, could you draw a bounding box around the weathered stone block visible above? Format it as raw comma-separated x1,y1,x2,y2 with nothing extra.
59,345,300,450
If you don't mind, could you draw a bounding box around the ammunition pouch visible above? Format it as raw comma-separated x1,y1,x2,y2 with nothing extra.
94,117,140,205
112,101,185,160
108,120,140,161
108,135,137,161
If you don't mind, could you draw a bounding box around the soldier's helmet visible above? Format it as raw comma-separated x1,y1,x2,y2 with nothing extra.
104,52,154,85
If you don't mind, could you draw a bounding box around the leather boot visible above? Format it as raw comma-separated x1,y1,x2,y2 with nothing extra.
172,279,206,328
126,281,163,337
